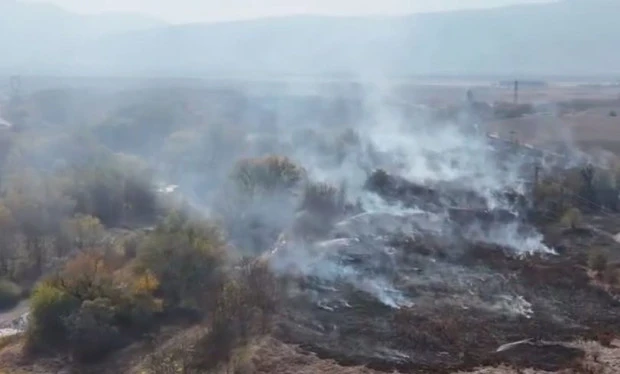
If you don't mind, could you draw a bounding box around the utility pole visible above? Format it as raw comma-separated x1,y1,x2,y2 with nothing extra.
466,89,474,104
6,76,25,129
509,130,518,144
514,80,519,104
9,76,21,101
532,162,541,205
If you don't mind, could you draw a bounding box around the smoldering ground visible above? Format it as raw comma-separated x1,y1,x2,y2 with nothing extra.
12,79,620,372
158,82,562,315
146,83,620,371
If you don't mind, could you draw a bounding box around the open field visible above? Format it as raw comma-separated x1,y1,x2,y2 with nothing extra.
0,77,620,373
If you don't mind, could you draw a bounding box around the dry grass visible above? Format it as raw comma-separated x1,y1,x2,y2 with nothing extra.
0,333,22,352
248,337,388,374
459,340,620,374
134,330,388,374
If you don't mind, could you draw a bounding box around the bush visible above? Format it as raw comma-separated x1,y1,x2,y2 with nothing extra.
299,182,343,216
26,250,162,361
65,298,123,362
231,155,305,195
144,340,196,374
561,208,583,229
136,216,226,311
61,214,104,250
62,154,158,227
195,259,279,370
588,248,608,274
143,329,200,374
237,259,280,334
120,231,145,259
26,282,80,353
0,280,22,310
50,251,118,301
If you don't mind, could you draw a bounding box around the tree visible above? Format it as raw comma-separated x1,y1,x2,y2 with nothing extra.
561,207,583,230
231,155,305,196
62,214,104,251
136,217,226,310
588,248,608,274
26,250,161,360
0,202,16,276
3,170,75,276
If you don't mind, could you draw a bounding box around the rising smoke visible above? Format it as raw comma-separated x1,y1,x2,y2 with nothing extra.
163,82,560,313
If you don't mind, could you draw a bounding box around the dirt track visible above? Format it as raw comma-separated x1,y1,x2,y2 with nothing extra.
0,300,29,337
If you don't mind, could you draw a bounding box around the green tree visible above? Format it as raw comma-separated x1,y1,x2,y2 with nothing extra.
61,214,104,251
136,217,226,310
561,207,583,229
231,155,305,196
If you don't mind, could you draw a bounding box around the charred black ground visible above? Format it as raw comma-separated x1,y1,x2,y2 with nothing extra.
267,168,620,373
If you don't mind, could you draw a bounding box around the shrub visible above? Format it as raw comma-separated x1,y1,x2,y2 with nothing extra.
299,182,343,217
588,248,608,274
114,292,161,334
136,217,226,311
237,259,280,334
199,280,248,369
61,214,104,250
196,259,280,370
561,208,583,229
26,250,162,360
65,298,122,362
120,231,145,259
0,280,22,310
231,155,305,195
50,251,117,301
144,346,194,374
143,331,198,374
25,282,80,353
62,154,158,227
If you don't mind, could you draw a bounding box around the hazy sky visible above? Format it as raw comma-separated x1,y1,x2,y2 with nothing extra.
25,0,555,23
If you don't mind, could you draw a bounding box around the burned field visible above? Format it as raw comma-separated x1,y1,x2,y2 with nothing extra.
264,166,620,373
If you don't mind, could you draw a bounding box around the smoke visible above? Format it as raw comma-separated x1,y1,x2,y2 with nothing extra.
465,221,556,255
154,81,559,313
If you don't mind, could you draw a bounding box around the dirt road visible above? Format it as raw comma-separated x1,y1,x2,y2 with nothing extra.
0,300,29,337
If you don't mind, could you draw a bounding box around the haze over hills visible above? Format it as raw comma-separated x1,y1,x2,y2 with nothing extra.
0,0,166,73
4,0,620,78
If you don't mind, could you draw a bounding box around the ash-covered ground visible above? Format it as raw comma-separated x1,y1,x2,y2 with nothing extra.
209,115,620,372
265,169,620,372
144,87,620,372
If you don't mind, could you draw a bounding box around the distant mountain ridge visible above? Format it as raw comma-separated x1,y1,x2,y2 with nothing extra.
5,0,620,77
0,0,166,73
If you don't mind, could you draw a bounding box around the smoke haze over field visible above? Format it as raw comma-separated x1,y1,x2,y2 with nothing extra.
143,82,556,311
6,0,620,371
0,0,606,326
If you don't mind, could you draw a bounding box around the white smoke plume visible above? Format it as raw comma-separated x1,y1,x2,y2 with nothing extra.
165,82,559,312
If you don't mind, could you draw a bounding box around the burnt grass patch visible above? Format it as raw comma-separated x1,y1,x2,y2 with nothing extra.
273,238,620,373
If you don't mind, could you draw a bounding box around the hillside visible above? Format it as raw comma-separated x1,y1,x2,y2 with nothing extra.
0,0,166,73
12,0,620,77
